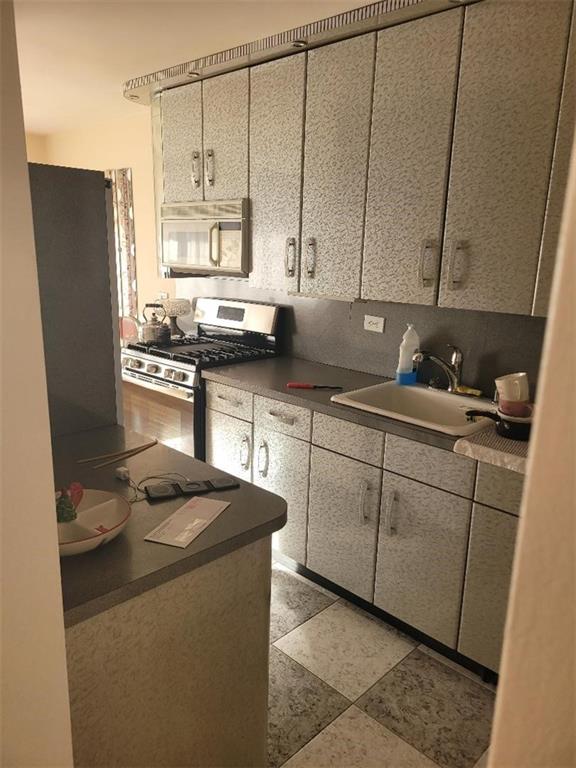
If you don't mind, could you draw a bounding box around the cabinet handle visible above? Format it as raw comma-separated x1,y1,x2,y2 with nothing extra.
257,440,269,477
205,149,215,187
305,237,316,277
216,393,241,407
285,237,297,278
239,434,251,470
417,239,437,288
208,222,220,266
384,490,398,536
191,150,201,188
446,240,467,290
358,479,369,525
268,410,295,426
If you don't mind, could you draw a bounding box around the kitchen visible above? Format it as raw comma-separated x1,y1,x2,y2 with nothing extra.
4,0,575,767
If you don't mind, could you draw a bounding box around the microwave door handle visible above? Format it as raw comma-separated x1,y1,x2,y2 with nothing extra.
208,222,219,266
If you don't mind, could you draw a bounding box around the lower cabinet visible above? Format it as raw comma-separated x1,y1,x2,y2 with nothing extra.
307,446,382,601
458,503,518,671
253,426,310,563
374,472,471,648
205,409,252,482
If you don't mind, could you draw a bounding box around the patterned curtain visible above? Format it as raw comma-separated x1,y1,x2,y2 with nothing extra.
105,168,138,318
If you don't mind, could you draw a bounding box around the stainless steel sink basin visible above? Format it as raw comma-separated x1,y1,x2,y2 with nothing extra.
331,381,494,437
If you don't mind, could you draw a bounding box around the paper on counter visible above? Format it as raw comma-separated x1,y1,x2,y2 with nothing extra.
145,497,230,548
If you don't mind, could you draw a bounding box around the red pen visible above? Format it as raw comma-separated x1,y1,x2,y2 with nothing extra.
286,382,343,390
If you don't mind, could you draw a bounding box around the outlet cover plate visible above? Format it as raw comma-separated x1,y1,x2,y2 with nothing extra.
364,314,385,333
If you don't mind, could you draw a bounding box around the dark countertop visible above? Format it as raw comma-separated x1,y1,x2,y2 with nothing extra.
202,357,459,451
55,425,286,627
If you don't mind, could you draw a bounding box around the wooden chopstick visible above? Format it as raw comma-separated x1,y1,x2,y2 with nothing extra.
91,440,158,469
77,439,158,466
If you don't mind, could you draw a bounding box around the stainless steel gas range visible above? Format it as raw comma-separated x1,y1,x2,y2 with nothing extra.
121,297,279,460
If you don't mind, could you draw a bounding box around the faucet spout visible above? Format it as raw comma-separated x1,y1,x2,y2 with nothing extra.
412,346,463,393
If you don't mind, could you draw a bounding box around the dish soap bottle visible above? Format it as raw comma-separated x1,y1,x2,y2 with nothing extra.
396,324,419,385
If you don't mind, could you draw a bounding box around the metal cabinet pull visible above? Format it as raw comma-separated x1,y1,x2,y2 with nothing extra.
417,239,438,288
191,150,201,188
239,434,251,470
305,237,316,277
205,149,215,187
268,410,295,426
285,237,297,278
216,393,240,407
257,440,269,478
384,490,398,536
446,240,467,290
358,479,370,525
208,222,220,266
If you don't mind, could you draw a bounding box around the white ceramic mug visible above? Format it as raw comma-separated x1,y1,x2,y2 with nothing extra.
495,372,530,402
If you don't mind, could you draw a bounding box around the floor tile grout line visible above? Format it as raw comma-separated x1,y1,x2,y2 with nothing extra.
271,598,342,647
271,644,354,706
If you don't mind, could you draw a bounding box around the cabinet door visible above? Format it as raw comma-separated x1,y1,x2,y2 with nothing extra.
300,34,375,300
161,83,204,203
438,0,572,314
202,70,249,200
374,472,471,648
249,56,305,292
205,409,252,482
253,427,310,563
362,10,462,305
458,504,518,671
307,447,381,601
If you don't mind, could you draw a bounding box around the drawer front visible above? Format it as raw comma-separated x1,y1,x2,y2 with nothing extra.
312,412,385,466
254,395,312,441
205,410,252,482
475,463,524,516
384,434,476,498
205,381,253,422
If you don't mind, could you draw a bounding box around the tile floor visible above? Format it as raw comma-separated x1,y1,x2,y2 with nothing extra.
269,563,494,768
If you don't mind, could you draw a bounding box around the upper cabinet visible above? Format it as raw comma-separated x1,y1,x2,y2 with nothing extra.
249,55,306,292
160,70,249,204
438,0,572,314
362,10,462,306
299,34,375,300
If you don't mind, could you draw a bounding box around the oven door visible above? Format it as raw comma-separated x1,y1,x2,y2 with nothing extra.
160,218,246,277
121,375,204,460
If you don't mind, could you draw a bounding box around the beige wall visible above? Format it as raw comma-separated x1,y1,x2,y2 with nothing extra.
25,130,48,162
32,110,175,313
489,139,576,767
0,1,73,765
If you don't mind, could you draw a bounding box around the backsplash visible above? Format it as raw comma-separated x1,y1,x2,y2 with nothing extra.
176,279,546,399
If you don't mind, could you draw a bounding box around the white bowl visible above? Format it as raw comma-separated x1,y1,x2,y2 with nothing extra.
58,489,131,557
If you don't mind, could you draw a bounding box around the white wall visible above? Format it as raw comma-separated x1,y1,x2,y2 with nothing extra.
0,2,73,764
489,138,576,767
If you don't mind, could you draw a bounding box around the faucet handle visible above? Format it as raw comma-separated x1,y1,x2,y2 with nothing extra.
447,344,463,365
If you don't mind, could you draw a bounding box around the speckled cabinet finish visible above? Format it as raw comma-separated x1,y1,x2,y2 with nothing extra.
253,427,310,563
249,56,305,292
459,503,518,671
374,472,472,648
438,0,572,314
300,34,375,300
161,83,203,202
254,394,311,441
66,537,271,767
206,409,253,482
384,434,476,498
312,411,385,467
307,446,382,601
205,380,253,421
533,6,576,316
202,69,248,200
362,10,462,305
475,462,524,516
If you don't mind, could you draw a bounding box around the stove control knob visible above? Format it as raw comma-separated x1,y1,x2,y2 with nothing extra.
165,368,174,379
129,359,142,369
173,370,187,382
146,364,160,374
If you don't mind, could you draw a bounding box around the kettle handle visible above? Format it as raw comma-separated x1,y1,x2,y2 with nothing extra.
142,303,167,322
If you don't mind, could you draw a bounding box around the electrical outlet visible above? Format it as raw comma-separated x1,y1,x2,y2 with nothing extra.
364,314,385,333
157,291,169,300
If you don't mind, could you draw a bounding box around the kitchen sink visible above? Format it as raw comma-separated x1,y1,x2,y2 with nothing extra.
331,381,494,437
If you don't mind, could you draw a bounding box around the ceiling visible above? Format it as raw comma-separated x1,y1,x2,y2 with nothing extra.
15,0,368,134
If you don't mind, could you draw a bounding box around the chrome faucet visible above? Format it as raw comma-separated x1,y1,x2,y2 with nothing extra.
412,345,463,393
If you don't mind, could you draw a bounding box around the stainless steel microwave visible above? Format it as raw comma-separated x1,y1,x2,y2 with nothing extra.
159,199,249,278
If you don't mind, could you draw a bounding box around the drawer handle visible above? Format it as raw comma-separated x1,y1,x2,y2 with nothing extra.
205,148,215,187
417,239,437,288
285,237,297,278
191,150,201,188
268,410,295,426
446,240,468,290
216,393,241,407
239,434,251,470
358,479,369,525
257,440,269,477
305,237,316,277
384,490,398,536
